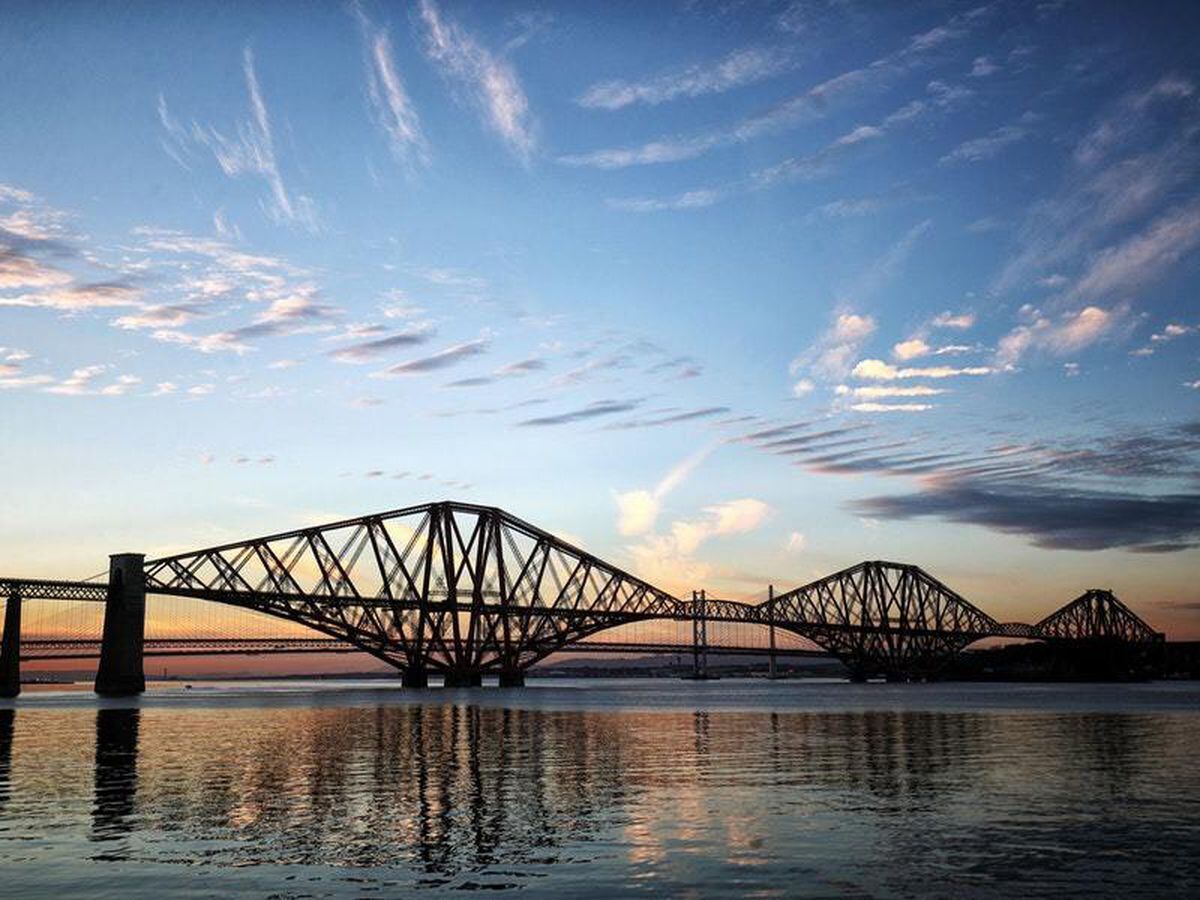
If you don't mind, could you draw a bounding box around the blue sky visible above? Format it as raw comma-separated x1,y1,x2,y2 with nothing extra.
2,0,1198,634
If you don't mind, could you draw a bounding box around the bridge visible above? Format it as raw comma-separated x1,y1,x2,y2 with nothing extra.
0,501,1165,697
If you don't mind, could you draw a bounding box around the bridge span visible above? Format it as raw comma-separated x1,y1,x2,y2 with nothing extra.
0,501,1164,696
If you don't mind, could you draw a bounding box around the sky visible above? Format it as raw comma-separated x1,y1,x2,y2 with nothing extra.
2,0,1199,643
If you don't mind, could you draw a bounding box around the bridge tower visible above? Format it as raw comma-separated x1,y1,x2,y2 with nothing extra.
95,554,146,696
1,587,21,698
691,590,709,679
767,584,777,680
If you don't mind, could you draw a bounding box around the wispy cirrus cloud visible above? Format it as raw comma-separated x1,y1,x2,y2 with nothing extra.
159,48,319,230
992,76,1199,297
518,398,642,427
328,327,433,364
940,117,1033,164
604,406,731,431
352,5,429,170
579,45,794,110
418,0,536,161
375,337,490,375
560,5,987,170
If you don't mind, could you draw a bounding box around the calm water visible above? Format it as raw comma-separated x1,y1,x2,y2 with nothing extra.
1,679,1198,898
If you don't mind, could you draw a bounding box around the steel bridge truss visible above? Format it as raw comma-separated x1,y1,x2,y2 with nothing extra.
141,501,681,685
3,501,1165,685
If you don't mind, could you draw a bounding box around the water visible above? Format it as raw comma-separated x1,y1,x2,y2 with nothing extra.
2,679,1198,898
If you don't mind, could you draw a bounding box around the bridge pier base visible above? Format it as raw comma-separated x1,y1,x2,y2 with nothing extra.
402,667,429,689
498,669,525,688
95,554,146,697
1,591,21,699
443,670,482,688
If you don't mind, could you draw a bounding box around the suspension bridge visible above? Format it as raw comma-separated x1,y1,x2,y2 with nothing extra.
0,501,1164,696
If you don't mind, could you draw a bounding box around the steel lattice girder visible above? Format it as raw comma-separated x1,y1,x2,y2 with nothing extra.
6,503,1165,677
142,502,684,675
1034,589,1164,643
0,578,108,602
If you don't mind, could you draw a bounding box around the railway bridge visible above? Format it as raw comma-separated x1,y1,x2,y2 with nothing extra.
0,501,1164,696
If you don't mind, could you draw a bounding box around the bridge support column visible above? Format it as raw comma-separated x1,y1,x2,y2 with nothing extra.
0,590,21,699
402,667,429,688
443,669,482,688
767,584,777,680
690,590,709,680
95,554,146,697
498,668,525,688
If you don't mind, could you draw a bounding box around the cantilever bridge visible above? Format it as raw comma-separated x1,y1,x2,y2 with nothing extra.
0,501,1164,697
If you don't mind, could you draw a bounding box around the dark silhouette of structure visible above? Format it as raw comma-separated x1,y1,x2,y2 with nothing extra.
0,501,1165,695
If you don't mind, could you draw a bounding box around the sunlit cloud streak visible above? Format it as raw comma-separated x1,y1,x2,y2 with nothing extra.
579,45,795,110
518,398,642,427
375,337,490,375
418,0,536,161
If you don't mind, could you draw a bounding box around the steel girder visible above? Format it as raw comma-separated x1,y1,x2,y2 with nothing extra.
142,501,682,678
761,561,1001,679
4,503,1166,680
1034,589,1164,643
0,578,108,603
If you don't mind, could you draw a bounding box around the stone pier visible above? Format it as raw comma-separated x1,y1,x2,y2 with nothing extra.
94,554,146,697
0,591,21,699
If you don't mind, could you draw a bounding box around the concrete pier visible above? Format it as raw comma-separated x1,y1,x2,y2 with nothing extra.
402,667,429,688
0,591,21,699
94,554,146,697
443,670,483,688
498,669,525,688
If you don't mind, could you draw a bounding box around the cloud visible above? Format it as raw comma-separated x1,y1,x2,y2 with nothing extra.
940,122,1030,164
518,398,641,427
845,219,931,299
353,7,428,170
1074,76,1194,167
995,304,1125,368
892,338,930,360
606,189,721,213
849,401,934,413
375,337,490,375
165,285,340,354
1067,198,1200,303
605,406,730,430
578,45,794,110
614,444,714,535
494,357,545,377
931,311,975,329
328,327,432,363
785,531,807,553
559,6,986,170
418,0,535,161
790,311,877,384
0,280,141,312
992,80,1198,297
969,55,998,77
851,359,993,380
159,49,318,230
627,497,770,590
854,482,1200,552
0,249,72,289
837,385,946,399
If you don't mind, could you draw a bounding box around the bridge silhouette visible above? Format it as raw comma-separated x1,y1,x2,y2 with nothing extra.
0,501,1164,696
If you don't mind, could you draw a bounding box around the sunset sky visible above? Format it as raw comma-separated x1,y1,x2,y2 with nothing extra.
2,0,1199,644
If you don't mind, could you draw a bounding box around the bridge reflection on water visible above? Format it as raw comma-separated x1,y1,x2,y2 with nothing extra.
1,687,1198,896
